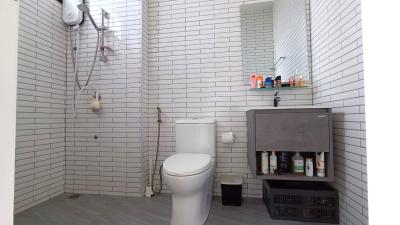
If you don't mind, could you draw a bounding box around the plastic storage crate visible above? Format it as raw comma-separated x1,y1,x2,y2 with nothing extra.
263,180,339,224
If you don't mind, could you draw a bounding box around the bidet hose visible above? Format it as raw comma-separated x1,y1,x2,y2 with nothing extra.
151,107,163,194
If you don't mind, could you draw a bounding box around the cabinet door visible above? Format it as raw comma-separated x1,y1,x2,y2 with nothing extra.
255,112,330,152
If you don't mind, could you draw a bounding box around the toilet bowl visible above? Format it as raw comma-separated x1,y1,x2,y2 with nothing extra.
163,154,214,225
163,118,216,225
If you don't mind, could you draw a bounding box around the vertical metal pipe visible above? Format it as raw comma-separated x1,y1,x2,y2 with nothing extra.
101,9,105,56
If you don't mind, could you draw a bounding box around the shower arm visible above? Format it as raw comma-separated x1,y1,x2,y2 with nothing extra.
87,14,99,30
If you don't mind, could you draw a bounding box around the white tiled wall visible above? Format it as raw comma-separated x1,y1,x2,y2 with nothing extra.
64,0,148,197
310,0,368,224
241,2,274,78
141,0,150,189
148,0,313,198
273,0,310,80
15,0,67,213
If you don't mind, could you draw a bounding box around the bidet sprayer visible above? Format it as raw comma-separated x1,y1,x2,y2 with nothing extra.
157,107,162,123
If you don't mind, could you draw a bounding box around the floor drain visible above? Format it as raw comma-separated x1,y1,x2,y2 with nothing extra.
67,194,81,199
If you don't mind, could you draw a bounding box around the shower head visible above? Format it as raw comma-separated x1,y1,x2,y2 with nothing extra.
77,3,99,30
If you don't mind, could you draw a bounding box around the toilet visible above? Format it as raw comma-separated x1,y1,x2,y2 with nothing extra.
163,118,216,225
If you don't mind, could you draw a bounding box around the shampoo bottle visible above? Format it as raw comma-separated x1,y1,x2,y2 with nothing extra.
316,152,326,177
269,151,277,174
278,152,289,173
292,152,304,175
261,152,269,174
305,158,314,177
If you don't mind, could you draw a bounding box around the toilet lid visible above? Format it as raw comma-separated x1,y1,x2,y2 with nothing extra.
163,153,212,176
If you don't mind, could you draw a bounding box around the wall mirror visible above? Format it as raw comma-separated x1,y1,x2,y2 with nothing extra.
241,0,311,83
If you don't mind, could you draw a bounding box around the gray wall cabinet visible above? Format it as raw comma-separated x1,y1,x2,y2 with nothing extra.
247,108,334,182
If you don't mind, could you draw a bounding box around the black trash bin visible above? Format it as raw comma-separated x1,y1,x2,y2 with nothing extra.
220,175,243,206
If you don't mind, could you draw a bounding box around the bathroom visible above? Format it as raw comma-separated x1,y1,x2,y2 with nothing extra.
1,0,398,225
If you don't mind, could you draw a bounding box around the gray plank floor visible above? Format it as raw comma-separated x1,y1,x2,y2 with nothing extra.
14,194,335,225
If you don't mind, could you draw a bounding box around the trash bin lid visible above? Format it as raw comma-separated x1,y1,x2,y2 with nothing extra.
220,175,243,185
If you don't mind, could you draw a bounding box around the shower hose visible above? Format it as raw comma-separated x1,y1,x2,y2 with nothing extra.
69,26,101,117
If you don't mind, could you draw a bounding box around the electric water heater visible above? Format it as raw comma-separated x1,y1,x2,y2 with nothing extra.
63,0,84,26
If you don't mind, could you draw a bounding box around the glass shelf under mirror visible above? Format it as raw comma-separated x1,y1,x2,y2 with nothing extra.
248,86,309,91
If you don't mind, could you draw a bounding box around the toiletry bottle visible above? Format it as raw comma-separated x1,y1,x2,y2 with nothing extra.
275,76,282,88
256,75,264,88
289,76,295,87
265,75,272,87
278,152,289,173
269,151,278,174
316,152,325,177
261,152,269,174
260,75,265,87
294,69,299,87
250,74,257,88
271,74,275,88
292,152,304,175
299,75,305,87
257,79,263,89
305,158,314,177
295,76,300,87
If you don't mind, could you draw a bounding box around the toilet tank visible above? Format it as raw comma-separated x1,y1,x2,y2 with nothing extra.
175,118,216,157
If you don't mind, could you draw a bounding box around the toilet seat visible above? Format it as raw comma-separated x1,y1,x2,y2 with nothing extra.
163,153,211,177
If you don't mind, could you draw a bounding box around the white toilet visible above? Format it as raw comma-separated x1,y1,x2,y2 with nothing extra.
163,118,216,225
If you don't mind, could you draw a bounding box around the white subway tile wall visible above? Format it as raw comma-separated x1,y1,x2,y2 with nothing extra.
15,0,67,213
310,0,367,224
64,0,148,197
142,0,150,188
14,2,368,224
148,0,313,198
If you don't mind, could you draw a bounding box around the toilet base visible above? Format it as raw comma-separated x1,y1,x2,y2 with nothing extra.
164,162,215,225
171,191,210,225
